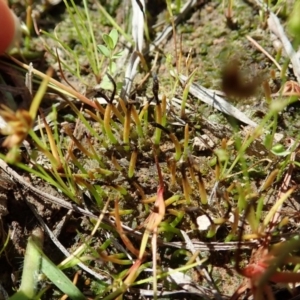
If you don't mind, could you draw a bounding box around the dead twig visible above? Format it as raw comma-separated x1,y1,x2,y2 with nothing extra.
267,13,300,84
246,35,282,71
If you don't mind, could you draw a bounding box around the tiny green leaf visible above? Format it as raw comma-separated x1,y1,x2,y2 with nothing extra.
102,34,114,50
109,28,118,49
63,114,76,122
98,45,110,58
112,50,126,59
206,224,218,238
271,144,291,156
214,148,228,162
99,75,114,90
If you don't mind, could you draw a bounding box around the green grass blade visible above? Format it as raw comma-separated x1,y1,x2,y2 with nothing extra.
40,251,86,300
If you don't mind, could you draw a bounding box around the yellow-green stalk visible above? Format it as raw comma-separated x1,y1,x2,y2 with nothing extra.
167,158,177,185
165,195,180,206
111,104,124,124
182,124,189,161
68,132,94,158
30,130,60,168
40,111,62,170
161,94,167,126
128,148,138,178
94,167,114,177
188,163,196,183
86,137,106,168
263,80,272,105
134,261,201,286
123,104,132,150
261,169,279,192
118,97,127,113
111,154,123,171
29,68,52,120
94,101,106,116
141,195,157,204
131,105,143,137
197,172,208,205
110,184,128,195
181,168,191,204
139,102,150,134
263,188,295,228
25,2,33,51
114,200,140,257
181,82,189,119
169,133,182,161
206,223,218,238
0,228,10,257
109,209,133,216
104,104,117,144
246,204,259,233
